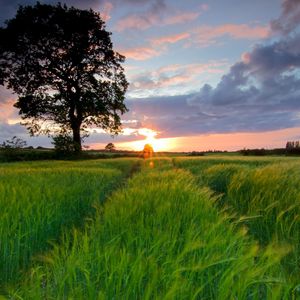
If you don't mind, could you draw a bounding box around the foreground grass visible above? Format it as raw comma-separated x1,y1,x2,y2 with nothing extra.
0,158,137,287
175,156,300,295
11,159,290,299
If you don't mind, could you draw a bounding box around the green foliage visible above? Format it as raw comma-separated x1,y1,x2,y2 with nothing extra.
11,159,290,299
0,158,136,287
203,163,246,194
2,156,300,299
52,134,76,156
176,156,300,294
227,164,300,282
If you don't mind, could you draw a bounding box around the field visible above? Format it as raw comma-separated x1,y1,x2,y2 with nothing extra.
0,155,300,299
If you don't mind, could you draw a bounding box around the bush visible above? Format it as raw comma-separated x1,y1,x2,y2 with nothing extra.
52,135,77,156
0,136,27,161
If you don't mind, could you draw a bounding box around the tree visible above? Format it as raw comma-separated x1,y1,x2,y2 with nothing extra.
0,136,27,149
142,143,154,159
52,134,75,155
105,142,115,152
0,2,128,152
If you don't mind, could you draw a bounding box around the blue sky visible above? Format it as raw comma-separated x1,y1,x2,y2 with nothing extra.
1,0,300,151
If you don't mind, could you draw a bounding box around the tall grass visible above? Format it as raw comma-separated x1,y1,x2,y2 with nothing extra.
12,159,290,299
176,156,300,295
227,163,300,287
0,158,137,286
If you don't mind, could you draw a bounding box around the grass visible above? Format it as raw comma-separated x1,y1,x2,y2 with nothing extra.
9,159,291,299
0,158,137,287
175,156,300,295
1,155,300,299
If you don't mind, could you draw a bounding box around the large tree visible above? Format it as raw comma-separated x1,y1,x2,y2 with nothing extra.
0,2,128,152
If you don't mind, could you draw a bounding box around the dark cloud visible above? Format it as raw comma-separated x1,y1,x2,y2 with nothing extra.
271,0,300,34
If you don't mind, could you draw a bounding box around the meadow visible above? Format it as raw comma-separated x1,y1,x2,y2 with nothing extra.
0,155,300,299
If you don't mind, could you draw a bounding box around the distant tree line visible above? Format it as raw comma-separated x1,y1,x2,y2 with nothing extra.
285,140,300,154
240,141,300,156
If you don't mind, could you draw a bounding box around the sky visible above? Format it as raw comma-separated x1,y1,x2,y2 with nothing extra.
0,0,300,151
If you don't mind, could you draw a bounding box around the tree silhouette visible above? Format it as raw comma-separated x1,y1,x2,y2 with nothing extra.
105,142,116,152
0,136,27,149
0,3,128,152
143,143,154,159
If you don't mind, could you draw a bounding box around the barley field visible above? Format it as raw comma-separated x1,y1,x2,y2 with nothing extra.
1,156,300,299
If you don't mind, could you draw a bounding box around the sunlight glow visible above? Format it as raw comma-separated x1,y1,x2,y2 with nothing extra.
118,128,178,151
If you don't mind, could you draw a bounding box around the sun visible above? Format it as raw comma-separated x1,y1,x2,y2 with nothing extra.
116,128,177,151
137,128,170,152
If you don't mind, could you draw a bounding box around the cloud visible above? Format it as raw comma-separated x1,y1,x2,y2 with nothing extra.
119,46,162,60
119,32,191,61
127,61,228,97
122,24,300,138
2,0,300,148
101,2,114,22
115,1,204,32
150,32,190,46
164,11,200,25
115,0,167,31
192,24,270,47
271,0,300,34
120,23,270,62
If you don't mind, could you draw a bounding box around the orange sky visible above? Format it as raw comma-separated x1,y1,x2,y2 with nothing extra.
88,127,300,152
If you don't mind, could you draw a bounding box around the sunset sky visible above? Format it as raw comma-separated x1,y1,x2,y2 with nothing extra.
1,0,300,151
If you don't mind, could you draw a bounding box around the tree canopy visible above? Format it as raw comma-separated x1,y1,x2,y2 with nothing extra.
105,142,116,152
143,143,154,159
0,2,128,152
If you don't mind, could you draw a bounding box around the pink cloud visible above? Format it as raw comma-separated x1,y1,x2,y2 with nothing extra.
101,2,114,22
119,46,162,61
0,98,18,123
134,74,192,90
129,61,228,94
193,23,270,46
119,33,191,61
116,14,157,31
115,5,205,32
150,32,190,46
156,61,228,77
164,12,200,25
200,4,209,11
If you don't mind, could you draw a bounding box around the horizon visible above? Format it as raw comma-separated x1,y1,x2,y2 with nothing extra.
1,0,300,151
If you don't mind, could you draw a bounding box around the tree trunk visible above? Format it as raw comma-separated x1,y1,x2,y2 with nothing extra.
72,124,82,153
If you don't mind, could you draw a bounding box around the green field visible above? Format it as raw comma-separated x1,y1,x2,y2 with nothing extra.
1,156,300,299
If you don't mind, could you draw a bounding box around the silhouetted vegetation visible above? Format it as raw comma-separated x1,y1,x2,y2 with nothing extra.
286,140,300,155
240,148,267,156
0,2,128,153
240,143,300,156
52,134,77,157
142,143,154,159
105,142,116,152
0,136,32,161
188,151,205,156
